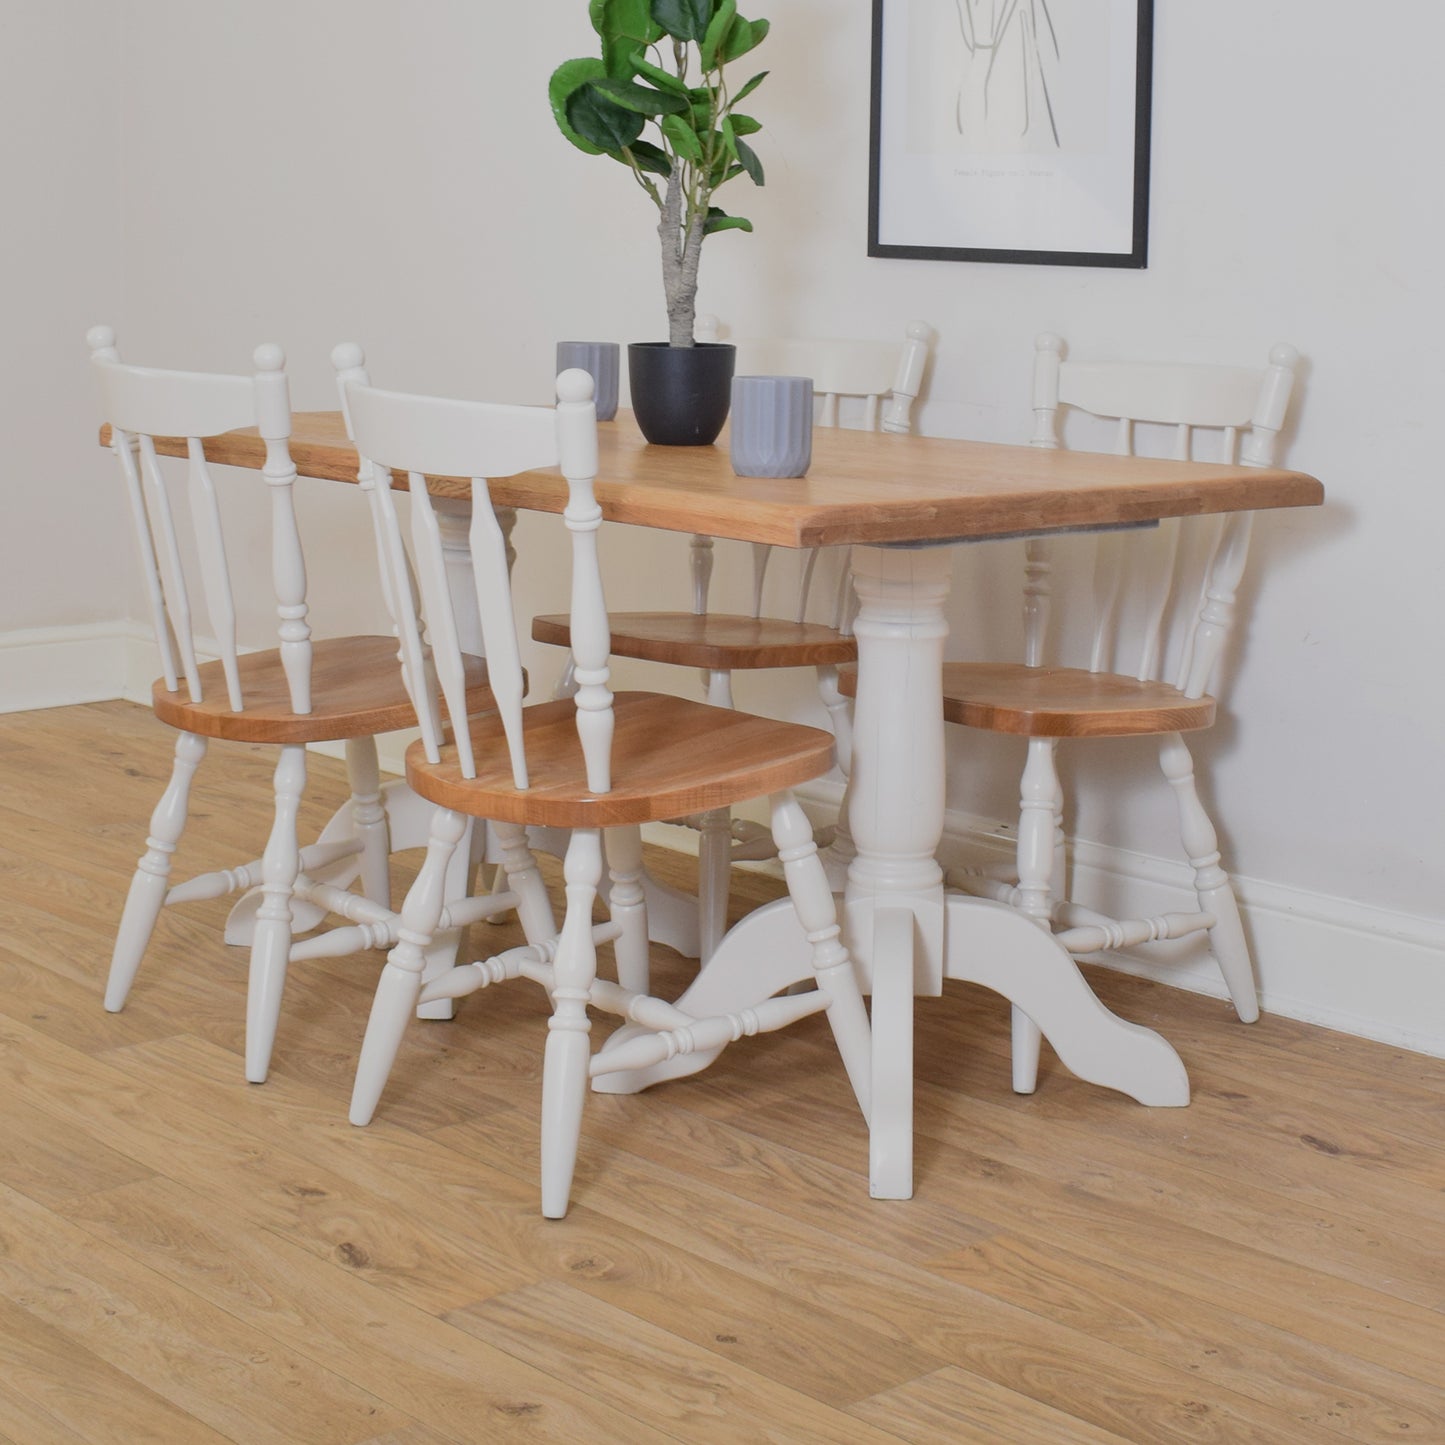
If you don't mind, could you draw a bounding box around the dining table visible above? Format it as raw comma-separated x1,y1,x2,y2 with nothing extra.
115,407,1324,1199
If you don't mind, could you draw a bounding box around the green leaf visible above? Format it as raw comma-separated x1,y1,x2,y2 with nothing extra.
730,69,767,104
722,15,769,62
592,76,690,115
592,0,664,76
568,82,646,152
660,111,704,161
549,58,610,154
703,206,752,234
651,0,714,42
720,113,759,160
734,135,764,184
591,0,662,38
626,138,673,176
699,0,737,69
631,54,690,95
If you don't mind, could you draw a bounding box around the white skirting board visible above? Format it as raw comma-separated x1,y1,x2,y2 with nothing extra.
5,623,1443,1059
0,623,141,711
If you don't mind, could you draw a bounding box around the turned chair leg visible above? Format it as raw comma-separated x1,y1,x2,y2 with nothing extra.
816,664,854,777
106,730,208,1012
606,825,650,993
350,807,468,1125
541,827,603,1218
706,669,735,708
697,807,731,963
345,736,391,908
1160,732,1260,1023
770,791,872,1116
246,743,307,1083
493,819,557,946
552,653,579,701
1011,738,1062,1094
1052,775,1068,902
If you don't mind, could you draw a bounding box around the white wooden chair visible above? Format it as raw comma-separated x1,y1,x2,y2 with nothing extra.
336,363,873,1218
88,328,497,1083
878,334,1300,1093
531,318,933,953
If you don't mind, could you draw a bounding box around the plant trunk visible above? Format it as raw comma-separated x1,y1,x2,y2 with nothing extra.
659,173,707,348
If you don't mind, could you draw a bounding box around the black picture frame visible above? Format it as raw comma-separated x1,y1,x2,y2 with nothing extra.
868,0,1154,268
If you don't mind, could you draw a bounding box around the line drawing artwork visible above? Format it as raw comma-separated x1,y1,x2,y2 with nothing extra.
953,0,1062,150
872,0,1148,264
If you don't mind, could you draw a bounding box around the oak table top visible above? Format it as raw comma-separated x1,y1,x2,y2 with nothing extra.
105,410,1324,549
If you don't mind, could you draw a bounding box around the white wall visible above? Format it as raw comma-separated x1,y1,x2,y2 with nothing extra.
1,2,128,631
10,1,1444,1044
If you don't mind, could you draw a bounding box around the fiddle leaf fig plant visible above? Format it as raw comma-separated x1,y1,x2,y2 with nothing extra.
550,0,770,348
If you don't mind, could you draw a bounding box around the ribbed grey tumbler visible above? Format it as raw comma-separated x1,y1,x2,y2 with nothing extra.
729,375,814,477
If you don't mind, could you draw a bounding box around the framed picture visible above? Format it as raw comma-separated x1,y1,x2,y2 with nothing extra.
868,0,1154,268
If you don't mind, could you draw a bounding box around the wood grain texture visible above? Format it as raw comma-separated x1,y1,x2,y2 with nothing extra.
4,698,1441,1445
838,661,1217,738
446,1282,906,1443
151,635,493,743
403,691,835,827
0,1292,233,1445
533,610,858,670
850,1365,1135,1444
103,410,1325,549
0,1176,408,1443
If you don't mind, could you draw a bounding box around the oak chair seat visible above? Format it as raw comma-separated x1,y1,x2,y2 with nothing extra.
533,611,857,672
840,661,1216,738
406,691,834,828
151,635,495,743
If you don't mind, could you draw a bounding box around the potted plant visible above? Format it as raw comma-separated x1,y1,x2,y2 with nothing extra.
550,0,770,444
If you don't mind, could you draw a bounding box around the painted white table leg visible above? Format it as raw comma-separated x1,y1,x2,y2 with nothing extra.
941,892,1190,1105
845,544,951,1199
637,872,702,959
867,904,916,1195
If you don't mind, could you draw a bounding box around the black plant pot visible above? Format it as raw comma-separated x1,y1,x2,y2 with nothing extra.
628,341,736,446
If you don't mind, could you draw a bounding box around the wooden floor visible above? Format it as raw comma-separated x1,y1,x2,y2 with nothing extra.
2,700,1442,1444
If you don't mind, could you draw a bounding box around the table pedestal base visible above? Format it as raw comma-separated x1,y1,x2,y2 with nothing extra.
590,888,1189,1187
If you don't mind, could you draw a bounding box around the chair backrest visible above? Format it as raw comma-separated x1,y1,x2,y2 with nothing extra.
332,355,610,792
1024,333,1299,698
693,317,933,631
87,326,311,714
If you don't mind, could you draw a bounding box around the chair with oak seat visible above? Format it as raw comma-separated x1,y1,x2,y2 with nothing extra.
532,317,932,954
337,363,872,1218
843,333,1300,1093
89,329,497,1082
